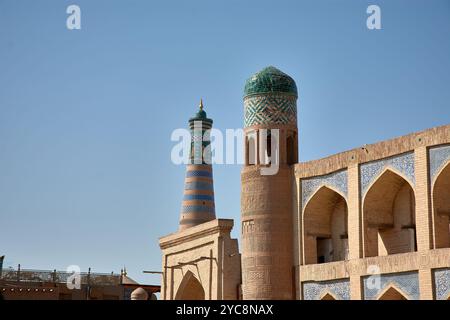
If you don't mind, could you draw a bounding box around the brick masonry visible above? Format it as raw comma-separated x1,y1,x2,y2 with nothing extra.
295,124,450,300
160,67,450,300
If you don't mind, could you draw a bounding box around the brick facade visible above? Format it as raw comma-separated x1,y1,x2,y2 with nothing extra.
295,124,450,299
160,67,450,300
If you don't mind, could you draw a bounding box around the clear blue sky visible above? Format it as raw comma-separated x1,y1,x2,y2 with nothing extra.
0,0,449,285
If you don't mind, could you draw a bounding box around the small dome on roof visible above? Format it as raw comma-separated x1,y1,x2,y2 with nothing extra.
131,287,149,300
189,98,213,126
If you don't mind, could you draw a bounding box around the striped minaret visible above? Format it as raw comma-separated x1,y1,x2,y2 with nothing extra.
179,99,216,231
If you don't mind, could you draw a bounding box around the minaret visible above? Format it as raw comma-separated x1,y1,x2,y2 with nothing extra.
241,66,298,299
179,99,216,231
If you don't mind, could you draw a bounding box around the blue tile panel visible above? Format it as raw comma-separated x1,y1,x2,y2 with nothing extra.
429,144,450,182
360,152,415,197
434,268,450,300
303,278,350,300
301,169,348,210
362,271,419,300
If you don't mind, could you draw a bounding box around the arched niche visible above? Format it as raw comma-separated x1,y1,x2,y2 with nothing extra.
363,169,416,257
303,186,349,265
432,161,450,249
376,285,408,300
175,271,205,300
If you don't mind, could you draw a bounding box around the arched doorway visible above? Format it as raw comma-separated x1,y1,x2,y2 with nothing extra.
377,285,408,300
363,169,416,257
175,271,205,300
432,162,450,248
303,186,348,264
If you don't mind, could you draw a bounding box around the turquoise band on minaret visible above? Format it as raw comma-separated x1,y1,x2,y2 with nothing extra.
179,100,216,230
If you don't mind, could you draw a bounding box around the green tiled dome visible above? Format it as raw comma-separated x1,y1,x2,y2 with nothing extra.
244,66,297,97
192,108,207,120
189,99,213,126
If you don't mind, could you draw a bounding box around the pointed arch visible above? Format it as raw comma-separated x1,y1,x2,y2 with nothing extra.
320,291,338,300
363,166,415,201
259,129,278,165
245,131,257,165
363,168,416,257
376,284,409,300
432,161,450,249
175,271,205,300
303,185,349,265
304,184,348,211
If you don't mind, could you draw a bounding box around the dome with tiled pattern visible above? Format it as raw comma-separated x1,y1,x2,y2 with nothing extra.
244,66,297,97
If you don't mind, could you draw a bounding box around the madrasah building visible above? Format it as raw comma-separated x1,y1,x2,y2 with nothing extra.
159,66,450,300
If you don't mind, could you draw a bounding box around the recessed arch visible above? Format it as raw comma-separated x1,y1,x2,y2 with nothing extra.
245,133,257,165
363,168,416,258
303,185,349,265
175,271,205,300
320,291,338,300
363,166,415,201
376,284,409,300
304,184,348,211
266,132,272,159
432,161,450,249
259,130,278,165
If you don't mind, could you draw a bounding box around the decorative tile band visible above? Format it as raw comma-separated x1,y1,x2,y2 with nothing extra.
429,144,450,183
180,118,216,229
301,169,348,209
185,164,212,172
186,170,213,178
184,181,214,191
244,94,297,127
303,279,350,300
360,152,415,197
189,120,212,165
183,194,215,201
434,268,450,300
362,271,419,300
182,205,215,213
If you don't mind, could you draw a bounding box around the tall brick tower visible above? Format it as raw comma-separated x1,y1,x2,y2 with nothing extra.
179,100,216,231
241,66,298,299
